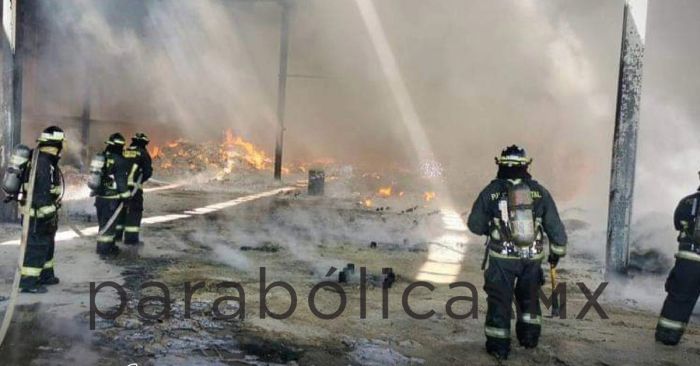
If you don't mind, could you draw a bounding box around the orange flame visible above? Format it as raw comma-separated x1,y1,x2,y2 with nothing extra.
148,146,162,159
424,191,437,202
167,139,183,148
378,186,393,197
145,130,285,177
363,199,373,207
221,129,270,170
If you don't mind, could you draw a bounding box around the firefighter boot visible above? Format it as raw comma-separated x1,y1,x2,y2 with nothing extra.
40,268,60,285
20,276,48,294
656,324,683,346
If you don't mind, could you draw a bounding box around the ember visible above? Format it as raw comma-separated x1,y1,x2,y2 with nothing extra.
378,186,393,197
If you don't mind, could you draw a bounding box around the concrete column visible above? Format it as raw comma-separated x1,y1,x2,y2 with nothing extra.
606,0,648,276
0,0,22,222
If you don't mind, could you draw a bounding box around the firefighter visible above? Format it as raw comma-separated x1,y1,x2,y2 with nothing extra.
467,145,568,360
92,133,132,259
19,126,65,293
655,171,700,346
120,132,152,245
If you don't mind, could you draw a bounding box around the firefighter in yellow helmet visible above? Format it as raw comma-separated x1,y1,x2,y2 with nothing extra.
17,126,65,293
117,132,153,245
467,145,567,360
90,133,132,259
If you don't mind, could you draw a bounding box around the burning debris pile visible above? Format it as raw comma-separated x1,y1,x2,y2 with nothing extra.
359,183,437,209
147,129,273,179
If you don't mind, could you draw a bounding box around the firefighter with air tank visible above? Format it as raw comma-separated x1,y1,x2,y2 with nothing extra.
655,170,700,346
117,132,152,245
467,145,568,360
2,126,65,293
88,133,134,259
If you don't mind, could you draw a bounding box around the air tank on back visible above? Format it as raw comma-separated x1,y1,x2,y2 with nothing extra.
507,182,536,247
2,144,32,200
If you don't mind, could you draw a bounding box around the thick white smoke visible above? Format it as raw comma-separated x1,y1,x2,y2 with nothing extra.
26,1,700,267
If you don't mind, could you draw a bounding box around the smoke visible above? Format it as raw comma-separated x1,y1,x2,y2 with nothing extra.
29,0,620,212
28,1,700,287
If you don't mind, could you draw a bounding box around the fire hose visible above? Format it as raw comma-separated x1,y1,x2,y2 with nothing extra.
0,169,142,348
98,175,143,237
0,148,41,348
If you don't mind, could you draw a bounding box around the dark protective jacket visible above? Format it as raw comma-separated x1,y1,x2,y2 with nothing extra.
25,147,62,218
97,150,132,199
673,189,700,261
467,178,568,256
123,145,152,188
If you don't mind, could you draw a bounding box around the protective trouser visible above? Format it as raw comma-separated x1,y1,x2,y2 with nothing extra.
41,217,58,283
20,215,58,288
484,255,544,358
123,189,143,245
95,196,121,256
656,256,700,345
114,209,126,243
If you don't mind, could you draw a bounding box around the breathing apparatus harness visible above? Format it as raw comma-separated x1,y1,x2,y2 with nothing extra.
2,144,32,203
2,146,65,212
481,146,542,268
679,195,700,256
488,180,544,259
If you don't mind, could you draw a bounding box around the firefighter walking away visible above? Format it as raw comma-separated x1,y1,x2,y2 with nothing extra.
655,170,700,346
119,132,153,245
88,133,132,259
467,145,568,360
1,126,65,293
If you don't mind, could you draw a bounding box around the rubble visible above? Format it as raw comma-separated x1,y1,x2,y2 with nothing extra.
97,299,243,363
628,248,673,274
349,340,425,366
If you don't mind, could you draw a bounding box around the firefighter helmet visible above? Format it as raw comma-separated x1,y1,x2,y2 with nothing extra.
106,133,126,146
37,126,65,144
132,132,150,144
495,145,532,167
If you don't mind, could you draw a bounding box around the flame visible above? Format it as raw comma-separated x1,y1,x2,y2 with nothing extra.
145,130,314,178
167,139,183,148
378,186,393,197
424,191,437,202
221,129,270,170
363,198,373,207
148,146,162,159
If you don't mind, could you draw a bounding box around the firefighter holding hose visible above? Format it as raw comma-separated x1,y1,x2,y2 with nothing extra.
119,132,152,245
89,133,132,259
1,126,65,293
467,145,568,360
655,171,700,346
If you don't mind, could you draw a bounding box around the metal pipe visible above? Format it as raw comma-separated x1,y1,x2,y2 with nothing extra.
274,1,290,181
80,87,91,172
